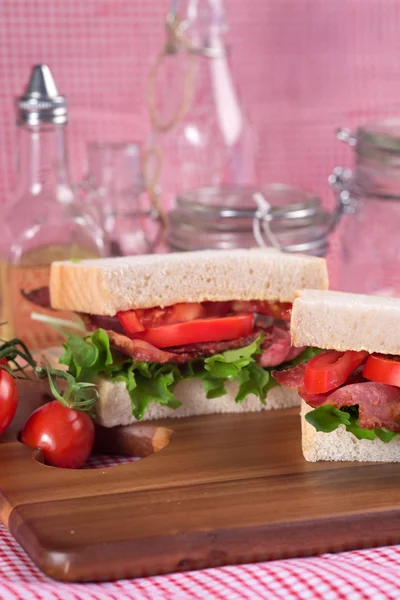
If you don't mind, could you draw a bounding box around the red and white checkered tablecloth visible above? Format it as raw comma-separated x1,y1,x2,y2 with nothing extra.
1,524,400,600
0,455,399,600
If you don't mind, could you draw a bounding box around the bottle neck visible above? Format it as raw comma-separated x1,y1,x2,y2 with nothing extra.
14,122,73,201
169,0,227,55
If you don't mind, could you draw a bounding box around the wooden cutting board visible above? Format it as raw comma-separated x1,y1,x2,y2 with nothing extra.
1,384,400,582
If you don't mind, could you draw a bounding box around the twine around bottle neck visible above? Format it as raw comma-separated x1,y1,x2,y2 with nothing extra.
144,13,227,233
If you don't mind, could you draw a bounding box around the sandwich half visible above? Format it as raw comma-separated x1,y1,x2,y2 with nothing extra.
42,249,328,426
274,289,400,462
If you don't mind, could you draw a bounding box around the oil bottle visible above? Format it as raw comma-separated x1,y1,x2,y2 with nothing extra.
2,64,107,349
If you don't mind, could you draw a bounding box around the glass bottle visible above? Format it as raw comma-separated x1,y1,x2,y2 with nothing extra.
1,64,106,349
145,0,256,210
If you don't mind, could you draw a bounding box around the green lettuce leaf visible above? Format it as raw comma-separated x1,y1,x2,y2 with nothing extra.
59,328,319,421
59,329,112,381
235,363,277,404
105,361,183,420
126,367,182,421
375,428,398,443
203,334,263,393
59,329,268,419
305,404,399,443
202,378,228,399
305,404,351,432
205,334,262,375
190,334,278,404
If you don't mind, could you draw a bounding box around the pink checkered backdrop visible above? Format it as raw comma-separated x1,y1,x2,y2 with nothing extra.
1,0,400,211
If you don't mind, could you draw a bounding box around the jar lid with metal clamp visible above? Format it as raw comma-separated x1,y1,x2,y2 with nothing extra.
330,118,400,296
167,184,345,256
335,119,400,199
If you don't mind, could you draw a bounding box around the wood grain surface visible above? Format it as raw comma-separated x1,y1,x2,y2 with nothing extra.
1,386,400,582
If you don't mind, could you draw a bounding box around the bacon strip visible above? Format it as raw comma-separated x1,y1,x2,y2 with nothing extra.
107,324,304,367
284,345,306,362
258,324,304,368
260,324,290,364
298,387,332,408
24,286,302,369
167,332,259,357
106,330,262,363
327,382,400,432
272,363,306,388
276,361,400,432
81,314,124,334
21,287,52,309
272,359,368,395
272,362,345,407
106,331,187,364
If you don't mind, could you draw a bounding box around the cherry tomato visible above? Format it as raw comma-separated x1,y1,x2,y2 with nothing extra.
133,314,255,348
21,401,94,469
303,350,369,394
0,358,18,435
363,354,400,387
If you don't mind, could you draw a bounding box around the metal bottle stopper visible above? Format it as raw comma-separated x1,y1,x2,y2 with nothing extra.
17,64,68,126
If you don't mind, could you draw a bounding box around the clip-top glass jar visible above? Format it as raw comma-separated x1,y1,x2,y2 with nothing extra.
168,184,345,257
332,119,400,296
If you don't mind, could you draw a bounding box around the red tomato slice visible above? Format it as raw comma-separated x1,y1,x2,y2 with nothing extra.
118,299,291,337
139,302,232,327
232,300,292,322
117,310,145,334
118,302,231,333
120,303,205,331
303,350,369,394
135,307,166,328
163,303,204,324
363,354,400,387
201,301,233,318
133,314,254,348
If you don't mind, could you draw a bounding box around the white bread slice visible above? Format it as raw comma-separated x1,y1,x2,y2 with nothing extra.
291,289,400,355
301,401,400,462
94,378,301,427
36,347,300,426
50,249,328,315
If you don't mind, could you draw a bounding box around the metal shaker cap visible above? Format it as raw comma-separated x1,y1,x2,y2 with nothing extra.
17,64,67,125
